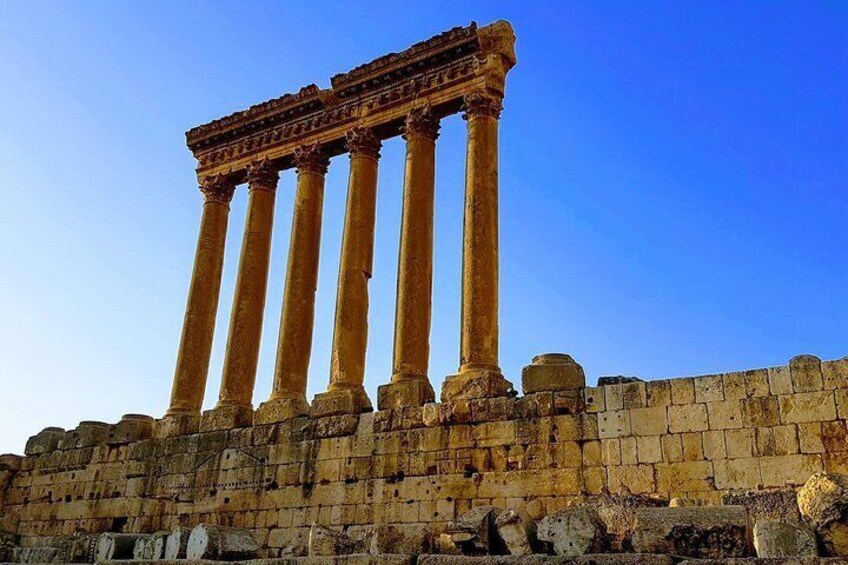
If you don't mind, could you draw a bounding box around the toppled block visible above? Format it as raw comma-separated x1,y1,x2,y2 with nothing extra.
521,353,586,394
537,506,607,557
308,523,359,557
445,505,504,555
495,507,537,556
631,506,750,559
369,524,431,556
24,427,65,455
95,533,146,561
186,524,259,560
722,489,801,523
798,472,848,556
133,531,167,560
753,520,818,558
108,414,155,445
164,526,191,560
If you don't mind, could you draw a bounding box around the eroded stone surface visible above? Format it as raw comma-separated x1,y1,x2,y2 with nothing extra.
753,520,818,558
537,507,608,557
631,506,750,559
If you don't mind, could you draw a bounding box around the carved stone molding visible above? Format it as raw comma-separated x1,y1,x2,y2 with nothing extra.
462,91,503,120
199,173,236,205
293,142,330,175
246,158,279,193
402,106,441,141
345,127,382,160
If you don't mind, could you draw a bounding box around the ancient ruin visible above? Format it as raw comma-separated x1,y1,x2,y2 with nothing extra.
2,19,848,565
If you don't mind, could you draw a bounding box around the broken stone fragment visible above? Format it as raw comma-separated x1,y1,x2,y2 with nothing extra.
445,505,504,555
797,472,848,556
494,507,537,555
521,353,586,394
631,506,749,559
721,489,801,523
164,526,191,560
186,524,259,560
307,523,360,556
753,519,818,558
537,506,608,557
24,427,65,456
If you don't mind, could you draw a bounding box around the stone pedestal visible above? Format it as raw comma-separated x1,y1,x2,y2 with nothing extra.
254,396,310,425
377,377,435,410
521,353,586,394
311,387,372,418
155,413,199,439
441,368,513,403
200,404,253,432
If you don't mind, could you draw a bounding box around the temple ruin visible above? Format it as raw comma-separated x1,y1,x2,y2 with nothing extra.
2,20,848,565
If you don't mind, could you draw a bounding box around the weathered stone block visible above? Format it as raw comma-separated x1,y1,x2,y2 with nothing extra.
369,524,431,556
109,414,155,445
822,357,848,390
753,520,818,558
155,413,200,438
59,421,110,449
790,354,824,393
186,524,259,560
668,404,708,433
445,505,503,555
494,508,536,556
24,427,65,455
164,527,191,560
520,353,585,395
630,407,668,436
96,533,146,561
598,410,631,439
779,391,837,424
311,388,373,417
537,506,608,556
254,397,310,425
441,370,513,403
631,506,750,559
377,379,435,411
200,404,254,431
307,524,359,557
721,489,801,523
798,472,848,556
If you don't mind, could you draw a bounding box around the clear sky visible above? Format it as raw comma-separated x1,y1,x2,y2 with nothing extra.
0,2,845,454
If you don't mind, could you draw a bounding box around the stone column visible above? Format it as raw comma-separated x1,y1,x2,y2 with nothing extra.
311,127,381,417
255,143,330,424
441,91,513,402
203,158,279,430
377,107,440,410
161,174,235,437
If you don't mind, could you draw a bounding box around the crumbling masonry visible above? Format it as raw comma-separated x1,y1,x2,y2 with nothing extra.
2,20,847,565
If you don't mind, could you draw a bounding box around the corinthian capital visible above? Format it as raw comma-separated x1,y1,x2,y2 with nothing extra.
246,157,279,192
199,173,236,205
345,127,382,160
462,91,503,120
293,142,330,175
402,106,440,141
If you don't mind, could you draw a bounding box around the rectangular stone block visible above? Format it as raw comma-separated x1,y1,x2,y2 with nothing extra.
670,378,695,405
741,396,780,427
779,390,837,423
706,400,743,430
702,430,726,460
583,387,605,413
724,429,755,459
714,457,761,490
769,366,793,395
798,422,825,453
661,434,683,463
637,436,663,463
745,368,771,397
655,461,714,492
598,410,631,439
694,375,724,403
668,404,709,433
789,354,824,392
822,357,848,390
631,506,748,559
759,454,823,487
630,406,668,436
622,381,648,409
646,380,672,407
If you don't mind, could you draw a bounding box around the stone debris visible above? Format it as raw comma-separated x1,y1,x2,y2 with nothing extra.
95,533,146,561
445,505,504,555
576,491,666,552
797,472,848,556
307,523,360,557
368,524,431,556
753,519,818,558
10,546,60,563
494,507,537,555
186,524,260,561
631,506,750,559
722,489,801,523
536,506,608,557
164,527,191,560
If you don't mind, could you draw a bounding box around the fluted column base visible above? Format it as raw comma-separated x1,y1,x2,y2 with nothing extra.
254,396,309,425
200,404,253,432
155,413,200,439
310,386,372,418
440,367,513,403
377,377,435,410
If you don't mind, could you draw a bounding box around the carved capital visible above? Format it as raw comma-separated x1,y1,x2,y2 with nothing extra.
199,173,236,205
293,142,330,175
246,157,279,192
462,91,503,120
402,106,440,141
345,127,382,160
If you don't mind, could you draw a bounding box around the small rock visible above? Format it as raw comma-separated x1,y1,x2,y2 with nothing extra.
797,471,848,556
631,506,749,559
753,520,818,558
494,507,537,555
537,506,608,557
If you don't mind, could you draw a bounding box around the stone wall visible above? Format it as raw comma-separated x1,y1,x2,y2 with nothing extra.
0,354,845,557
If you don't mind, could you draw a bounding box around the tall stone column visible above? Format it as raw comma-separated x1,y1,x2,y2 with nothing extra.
441,91,513,402
377,107,440,410
255,143,330,425
311,127,381,417
161,174,235,437
203,158,279,430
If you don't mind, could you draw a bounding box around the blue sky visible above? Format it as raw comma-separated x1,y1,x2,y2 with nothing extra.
0,2,845,454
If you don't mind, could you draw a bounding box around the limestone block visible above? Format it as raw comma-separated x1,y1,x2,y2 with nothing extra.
631,506,749,559
95,533,146,561
377,379,435,411
741,396,780,427
24,427,65,455
577,491,666,552
725,428,755,458
630,407,668,436
769,365,794,395
760,454,823,488
797,472,848,556
583,387,605,413
154,412,200,438
59,421,110,450
655,461,714,492
722,372,748,400
744,368,771,397
520,353,585,395
790,354,824,392
536,506,607,556
307,524,359,557
418,556,673,565
108,414,155,445
369,524,431,556
670,378,695,405
622,381,648,409
822,357,848,390
164,527,191,560
779,391,837,424
494,507,536,555
714,458,762,490
702,430,726,460
694,375,724,403
706,400,743,429
186,524,260,560
721,489,801,523
753,520,818,558
668,404,708,433
598,411,631,439
200,405,254,431
445,505,503,555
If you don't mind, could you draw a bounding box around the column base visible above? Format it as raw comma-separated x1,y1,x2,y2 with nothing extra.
441,367,513,403
199,404,253,432
377,377,435,410
310,387,372,418
254,396,309,425
155,412,200,439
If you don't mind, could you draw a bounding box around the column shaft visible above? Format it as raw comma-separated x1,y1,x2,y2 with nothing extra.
215,159,278,420
167,175,235,418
